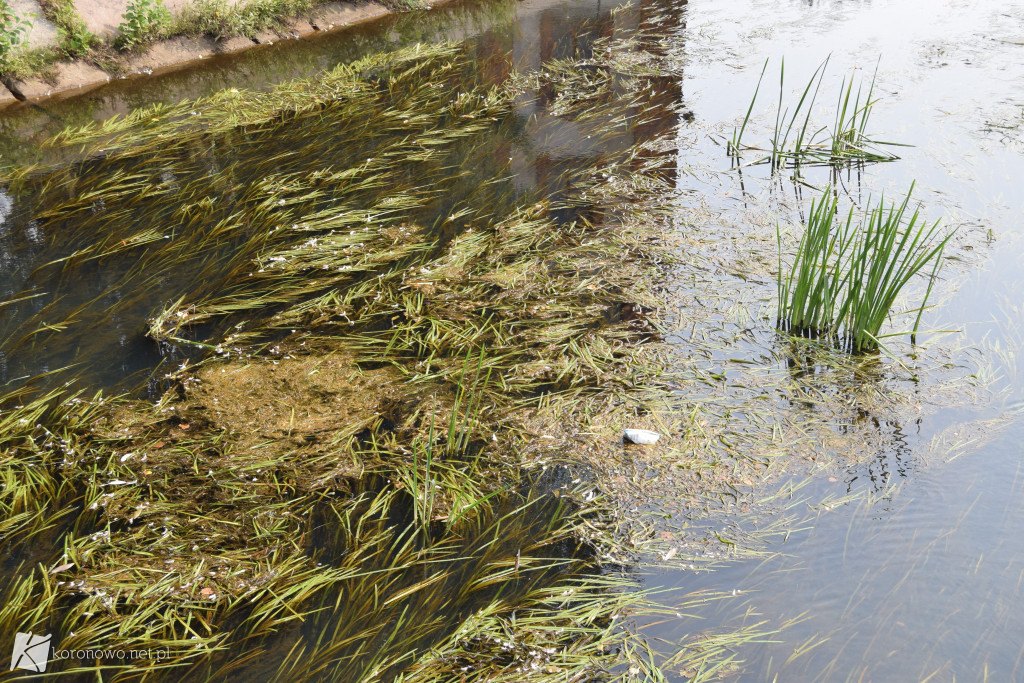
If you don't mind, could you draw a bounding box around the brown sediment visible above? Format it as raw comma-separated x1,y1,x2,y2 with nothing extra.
180,350,416,463
90,348,422,519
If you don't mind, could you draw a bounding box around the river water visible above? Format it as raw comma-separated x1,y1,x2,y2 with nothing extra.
2,0,1024,680
647,1,1024,680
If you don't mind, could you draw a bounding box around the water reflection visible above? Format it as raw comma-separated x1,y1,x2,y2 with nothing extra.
642,0,1024,679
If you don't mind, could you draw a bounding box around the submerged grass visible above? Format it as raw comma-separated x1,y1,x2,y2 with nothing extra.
0,11,698,679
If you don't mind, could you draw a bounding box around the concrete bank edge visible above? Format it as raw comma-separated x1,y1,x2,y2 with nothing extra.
0,0,444,108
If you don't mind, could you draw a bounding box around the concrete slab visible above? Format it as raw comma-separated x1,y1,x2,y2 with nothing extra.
121,35,219,75
310,2,388,31
73,0,128,40
10,0,60,49
213,35,257,53
282,18,317,38
0,85,19,108
4,61,111,100
252,30,278,45
249,18,319,44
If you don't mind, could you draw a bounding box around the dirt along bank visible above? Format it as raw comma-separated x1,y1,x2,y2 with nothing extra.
0,0,450,104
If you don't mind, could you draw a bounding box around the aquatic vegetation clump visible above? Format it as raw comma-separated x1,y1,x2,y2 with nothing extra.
777,185,952,353
729,58,905,173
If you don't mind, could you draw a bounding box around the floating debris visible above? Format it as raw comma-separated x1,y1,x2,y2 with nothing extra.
624,428,662,444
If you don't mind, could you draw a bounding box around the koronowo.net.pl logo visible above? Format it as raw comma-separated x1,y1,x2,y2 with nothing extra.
10,632,50,672
11,632,169,672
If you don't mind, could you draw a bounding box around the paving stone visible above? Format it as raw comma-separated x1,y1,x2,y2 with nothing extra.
73,0,128,40
0,85,19,108
282,18,317,38
213,35,256,53
121,35,219,75
310,1,388,31
10,0,60,49
252,30,279,44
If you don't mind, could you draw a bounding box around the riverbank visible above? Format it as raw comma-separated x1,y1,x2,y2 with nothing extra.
0,0,446,104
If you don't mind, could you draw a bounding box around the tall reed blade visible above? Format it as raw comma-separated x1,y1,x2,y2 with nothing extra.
731,57,904,172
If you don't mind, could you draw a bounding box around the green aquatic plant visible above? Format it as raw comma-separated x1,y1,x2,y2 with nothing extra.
731,58,904,172
729,58,768,158
0,29,686,680
777,185,952,353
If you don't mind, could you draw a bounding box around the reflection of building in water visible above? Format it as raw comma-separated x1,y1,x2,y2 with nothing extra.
482,0,686,195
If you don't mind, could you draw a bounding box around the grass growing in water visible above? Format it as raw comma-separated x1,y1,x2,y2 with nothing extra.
729,58,905,173
777,185,952,353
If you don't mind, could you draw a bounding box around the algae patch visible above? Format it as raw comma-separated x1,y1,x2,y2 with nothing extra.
184,352,412,467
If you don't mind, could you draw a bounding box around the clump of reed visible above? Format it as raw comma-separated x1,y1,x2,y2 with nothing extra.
729,58,905,173
777,185,952,353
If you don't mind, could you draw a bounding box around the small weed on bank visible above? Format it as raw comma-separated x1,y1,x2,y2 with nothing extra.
38,0,97,58
174,0,312,39
0,0,32,70
116,0,172,50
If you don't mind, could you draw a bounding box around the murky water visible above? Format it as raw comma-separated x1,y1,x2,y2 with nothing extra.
2,0,1024,679
0,0,661,391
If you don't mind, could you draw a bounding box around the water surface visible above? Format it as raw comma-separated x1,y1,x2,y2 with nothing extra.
2,0,1024,680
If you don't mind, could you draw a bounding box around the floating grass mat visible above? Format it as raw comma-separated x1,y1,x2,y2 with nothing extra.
0,18,701,680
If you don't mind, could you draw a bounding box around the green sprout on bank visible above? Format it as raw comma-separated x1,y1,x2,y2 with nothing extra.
116,0,172,50
0,0,32,70
730,57,906,173
777,185,952,354
39,0,97,58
